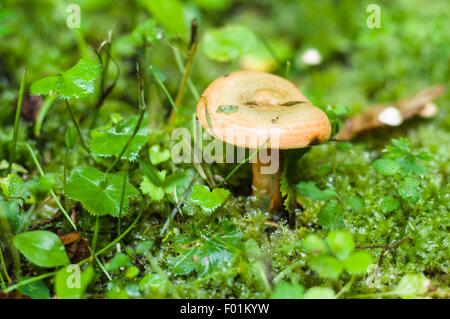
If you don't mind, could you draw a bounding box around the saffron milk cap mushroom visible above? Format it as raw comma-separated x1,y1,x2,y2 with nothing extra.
197,71,332,215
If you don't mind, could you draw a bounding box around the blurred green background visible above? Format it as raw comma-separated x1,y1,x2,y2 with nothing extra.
0,0,448,299
1,0,448,119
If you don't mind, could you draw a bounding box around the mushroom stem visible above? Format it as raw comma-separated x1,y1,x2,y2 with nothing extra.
251,149,283,214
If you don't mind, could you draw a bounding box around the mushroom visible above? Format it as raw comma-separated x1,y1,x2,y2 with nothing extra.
197,71,331,215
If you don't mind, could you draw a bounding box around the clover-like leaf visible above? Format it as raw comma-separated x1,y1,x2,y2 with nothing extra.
31,59,102,100
13,230,70,268
149,144,171,165
67,167,139,217
326,231,355,260
310,255,343,280
343,251,373,275
90,116,149,161
188,184,230,215
140,170,166,202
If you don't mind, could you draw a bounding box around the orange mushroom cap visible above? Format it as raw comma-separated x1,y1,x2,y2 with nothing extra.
197,71,332,149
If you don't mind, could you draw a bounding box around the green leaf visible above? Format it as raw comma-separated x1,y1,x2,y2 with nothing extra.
270,282,305,299
398,176,420,204
345,195,365,212
416,151,432,161
343,251,373,275
330,104,349,116
129,19,163,46
125,266,140,279
391,138,411,155
13,231,70,268
138,0,187,37
381,196,400,213
326,231,355,260
18,280,50,299
303,287,336,299
139,273,169,297
31,59,102,100
302,234,327,255
188,184,230,215
168,221,242,277
296,181,337,200
203,25,272,62
149,144,171,165
65,126,77,149
373,158,400,176
317,200,343,230
136,240,154,255
67,167,139,217
310,255,343,280
397,157,427,176
105,253,132,272
90,116,149,161
54,265,94,299
30,77,58,96
393,274,431,299
165,169,196,199
140,170,166,202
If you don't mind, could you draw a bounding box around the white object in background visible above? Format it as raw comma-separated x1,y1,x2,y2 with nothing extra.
378,106,403,126
419,102,438,118
301,48,322,65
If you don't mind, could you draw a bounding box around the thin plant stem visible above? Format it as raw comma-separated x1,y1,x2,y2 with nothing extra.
145,252,181,299
273,259,302,284
160,173,198,236
0,201,22,280
285,60,291,79
218,138,270,187
150,65,178,114
117,168,128,237
63,148,68,213
0,244,11,284
90,216,100,261
8,67,27,174
171,46,200,100
3,205,143,293
95,256,112,281
24,143,77,230
106,65,147,174
0,269,5,289
105,103,145,174
169,19,199,124
89,37,120,129
65,100,89,153
336,275,355,299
